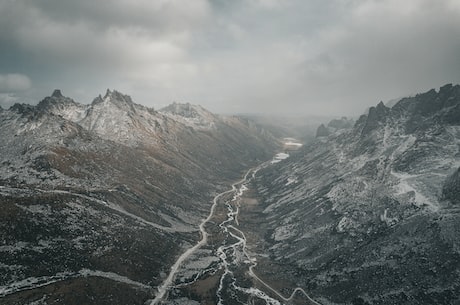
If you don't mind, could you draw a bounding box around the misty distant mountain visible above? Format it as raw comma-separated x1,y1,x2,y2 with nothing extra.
0,90,278,304
249,84,460,304
238,114,341,144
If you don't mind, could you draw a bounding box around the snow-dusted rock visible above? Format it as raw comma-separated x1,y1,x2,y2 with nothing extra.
253,84,460,304
0,89,278,304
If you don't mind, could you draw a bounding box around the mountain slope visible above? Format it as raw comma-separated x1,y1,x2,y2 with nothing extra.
0,90,278,305
160,102,218,130
250,84,460,305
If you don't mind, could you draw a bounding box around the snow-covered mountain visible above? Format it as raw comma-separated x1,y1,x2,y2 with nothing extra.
36,89,169,145
160,102,218,130
250,84,460,304
3,84,459,304
0,90,278,304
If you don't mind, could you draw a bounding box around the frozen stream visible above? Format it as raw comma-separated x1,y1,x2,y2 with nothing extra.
149,142,319,305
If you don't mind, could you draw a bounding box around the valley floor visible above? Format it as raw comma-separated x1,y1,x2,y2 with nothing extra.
150,140,317,305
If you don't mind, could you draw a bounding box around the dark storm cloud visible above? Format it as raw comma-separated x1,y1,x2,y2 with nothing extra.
1,0,459,115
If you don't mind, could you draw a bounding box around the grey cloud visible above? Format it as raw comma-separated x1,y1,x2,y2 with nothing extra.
0,74,31,93
21,0,210,35
0,0,208,103
0,94,20,108
1,0,459,115
294,0,460,113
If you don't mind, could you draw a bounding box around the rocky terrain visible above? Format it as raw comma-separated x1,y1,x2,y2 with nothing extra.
316,117,354,138
2,84,459,305
249,84,460,304
0,89,278,305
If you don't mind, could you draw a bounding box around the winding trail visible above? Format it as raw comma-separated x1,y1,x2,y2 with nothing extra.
2,186,191,233
232,222,321,304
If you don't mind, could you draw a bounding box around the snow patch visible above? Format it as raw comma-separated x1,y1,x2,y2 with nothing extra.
272,224,296,241
0,272,74,297
271,153,289,164
285,177,298,186
79,269,150,289
391,170,440,212
0,269,150,297
380,209,398,226
336,216,357,233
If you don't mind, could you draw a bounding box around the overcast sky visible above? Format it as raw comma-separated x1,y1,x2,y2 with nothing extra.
1,0,459,115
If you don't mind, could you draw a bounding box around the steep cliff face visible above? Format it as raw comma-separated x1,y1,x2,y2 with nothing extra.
0,90,278,305
252,84,460,305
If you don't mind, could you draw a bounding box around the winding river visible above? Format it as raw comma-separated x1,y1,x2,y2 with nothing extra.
149,150,320,305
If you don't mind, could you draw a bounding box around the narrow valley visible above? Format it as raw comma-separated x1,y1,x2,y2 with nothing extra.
148,139,319,305
1,85,460,305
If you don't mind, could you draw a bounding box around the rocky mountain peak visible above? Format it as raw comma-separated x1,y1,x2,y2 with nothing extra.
103,89,132,103
316,116,354,138
393,84,460,118
51,89,64,98
36,90,80,118
315,123,330,137
359,100,390,136
89,89,140,117
40,89,68,103
327,116,354,130
160,102,217,129
161,102,211,119
91,89,133,106
389,84,460,132
439,83,453,95
370,101,389,119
